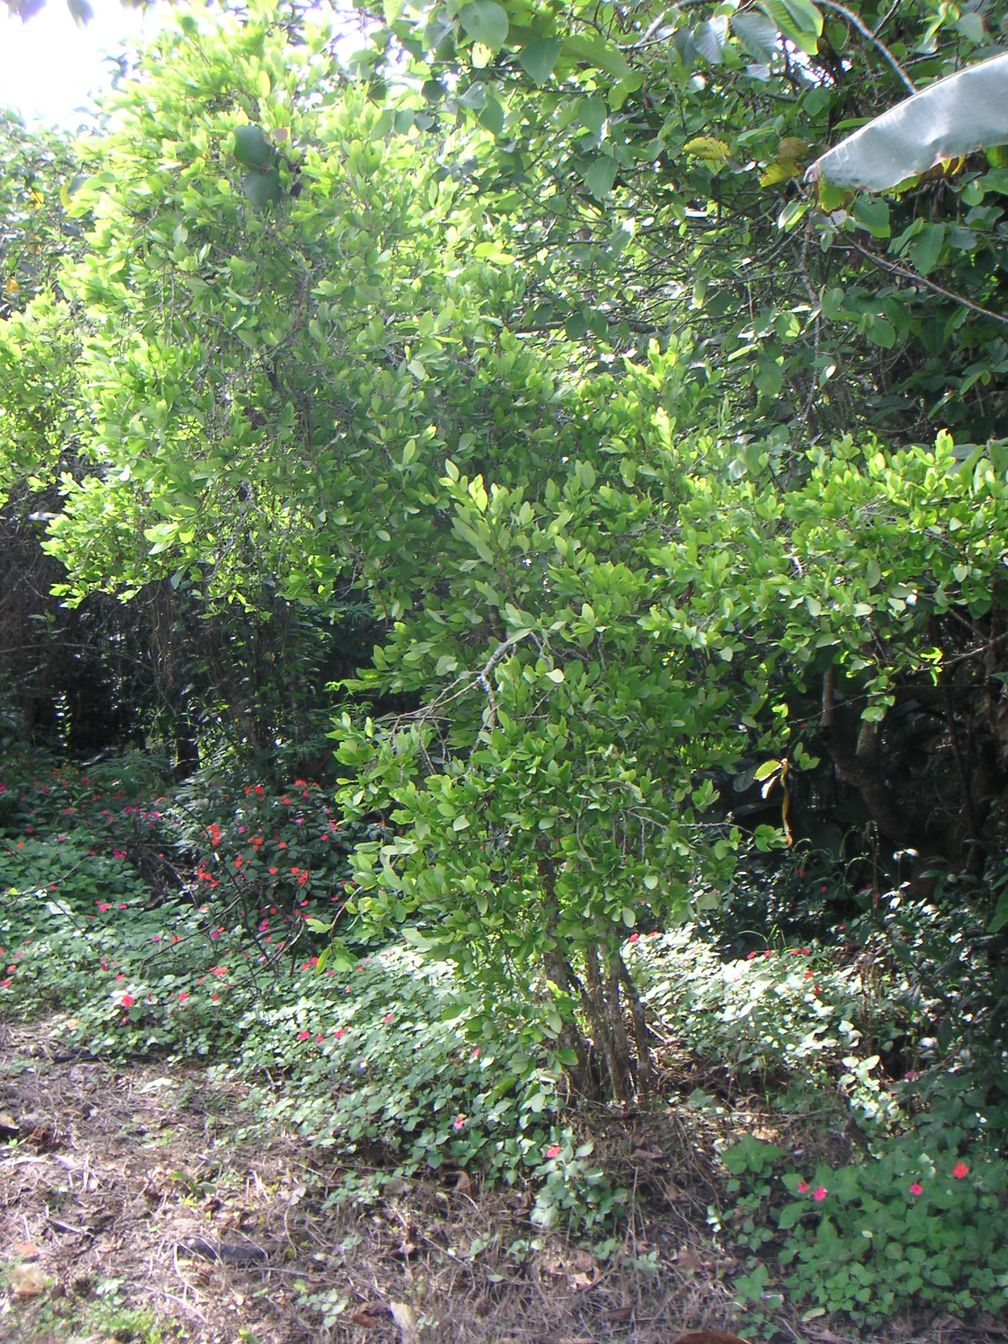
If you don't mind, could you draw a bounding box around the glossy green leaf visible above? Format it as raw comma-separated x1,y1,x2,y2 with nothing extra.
233,124,274,170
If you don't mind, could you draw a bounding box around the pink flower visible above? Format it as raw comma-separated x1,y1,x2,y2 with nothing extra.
452,1114,466,1131
628,932,640,944
297,1030,311,1041
909,1182,923,1196
120,993,135,1008
333,1028,346,1040
545,1144,561,1159
209,965,228,977
812,1186,827,1202
178,991,189,1003
952,1161,969,1180
797,1180,809,1193
383,1013,394,1023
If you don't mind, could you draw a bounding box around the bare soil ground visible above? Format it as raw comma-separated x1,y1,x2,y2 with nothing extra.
1,1018,1003,1344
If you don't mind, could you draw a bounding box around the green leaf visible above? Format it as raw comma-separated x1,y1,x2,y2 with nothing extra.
731,11,779,62
866,316,895,347
459,1,509,52
852,196,890,238
778,1201,805,1229
562,33,632,80
907,223,945,275
759,0,821,52
517,37,560,85
578,96,607,139
582,156,617,198
693,17,728,65
233,124,275,170
478,96,505,135
241,168,282,209
781,0,823,38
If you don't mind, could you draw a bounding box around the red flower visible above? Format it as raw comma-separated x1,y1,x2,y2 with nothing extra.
812,1186,827,1202
797,1179,809,1193
178,991,189,1003
952,1161,969,1180
383,1013,394,1023
545,1144,561,1159
333,1028,347,1040
120,993,135,1008
297,1030,311,1041
452,1114,466,1131
628,932,640,944
909,1181,923,1196
209,965,228,977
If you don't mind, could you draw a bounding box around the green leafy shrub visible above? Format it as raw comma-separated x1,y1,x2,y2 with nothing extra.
167,766,376,938
628,927,907,1097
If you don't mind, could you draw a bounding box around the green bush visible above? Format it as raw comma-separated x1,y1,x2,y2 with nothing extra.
722,1135,1008,1325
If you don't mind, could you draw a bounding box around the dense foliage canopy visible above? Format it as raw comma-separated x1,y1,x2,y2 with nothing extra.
2,0,1008,1102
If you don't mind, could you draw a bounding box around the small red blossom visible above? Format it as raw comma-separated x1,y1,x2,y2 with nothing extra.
797,1180,809,1193
178,991,189,1003
383,1013,394,1024
452,1114,466,1131
297,1030,311,1041
333,1028,347,1040
909,1181,923,1196
120,993,135,1008
545,1144,561,1159
812,1186,827,1202
209,965,228,977
952,1161,969,1179
628,932,640,944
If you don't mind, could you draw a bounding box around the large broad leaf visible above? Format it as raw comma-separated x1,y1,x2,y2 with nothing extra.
233,125,275,171
807,52,1008,191
458,0,509,52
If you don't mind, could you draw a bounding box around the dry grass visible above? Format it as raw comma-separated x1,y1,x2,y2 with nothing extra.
1,1018,1004,1344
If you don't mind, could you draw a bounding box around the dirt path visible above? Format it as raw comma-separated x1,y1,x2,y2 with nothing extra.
0,1018,740,1344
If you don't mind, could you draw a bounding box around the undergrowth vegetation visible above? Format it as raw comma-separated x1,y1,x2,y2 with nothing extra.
4,751,1008,1338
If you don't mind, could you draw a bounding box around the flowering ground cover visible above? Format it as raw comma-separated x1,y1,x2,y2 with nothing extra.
3,751,1008,1342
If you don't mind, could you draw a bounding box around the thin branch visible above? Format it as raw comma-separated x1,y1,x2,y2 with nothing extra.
846,238,1008,331
815,0,917,94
